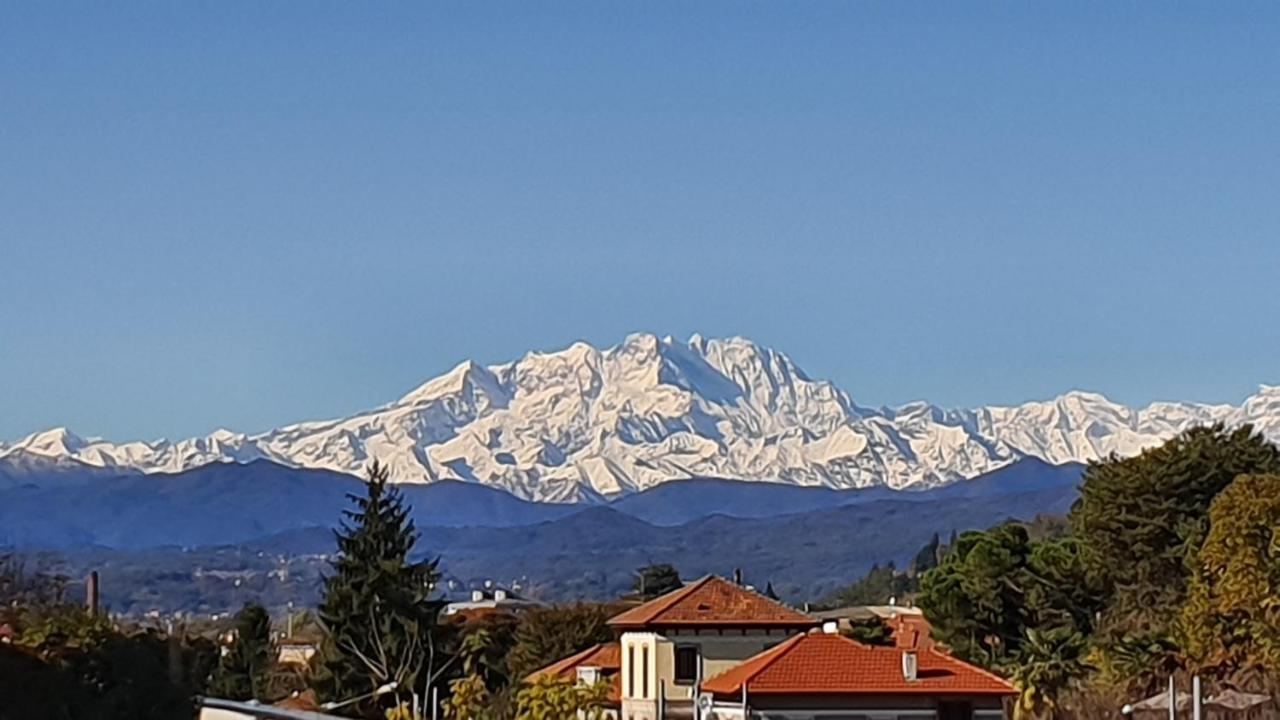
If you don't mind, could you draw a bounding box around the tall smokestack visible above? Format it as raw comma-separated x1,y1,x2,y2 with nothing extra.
86,571,99,616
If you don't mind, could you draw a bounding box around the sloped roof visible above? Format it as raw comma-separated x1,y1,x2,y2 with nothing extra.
702,632,1015,697
526,642,622,704
608,576,816,629
528,642,622,680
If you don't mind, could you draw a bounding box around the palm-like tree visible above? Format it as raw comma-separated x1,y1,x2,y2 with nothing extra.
1009,627,1090,719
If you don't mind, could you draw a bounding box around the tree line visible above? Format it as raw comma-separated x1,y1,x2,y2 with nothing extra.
915,424,1280,718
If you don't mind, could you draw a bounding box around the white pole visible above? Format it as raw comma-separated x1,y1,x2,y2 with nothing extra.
1168,674,1177,720
431,686,438,720
1192,675,1202,720
741,685,748,720
694,659,703,720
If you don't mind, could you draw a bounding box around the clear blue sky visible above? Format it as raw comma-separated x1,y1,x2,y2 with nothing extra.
3,2,1279,442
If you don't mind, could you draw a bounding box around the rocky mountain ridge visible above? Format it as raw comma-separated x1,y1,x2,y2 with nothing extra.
4,333,1277,501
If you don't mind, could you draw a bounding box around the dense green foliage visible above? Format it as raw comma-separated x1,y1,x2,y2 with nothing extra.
317,461,454,718
818,562,918,609
917,424,1280,717
843,617,893,646
0,558,217,720
513,674,611,720
918,525,1099,667
208,602,272,700
1072,424,1280,668
1180,473,1280,679
505,603,615,681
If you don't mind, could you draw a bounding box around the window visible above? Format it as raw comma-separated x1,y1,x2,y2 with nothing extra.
674,645,699,684
642,645,649,698
938,701,973,720
627,645,634,697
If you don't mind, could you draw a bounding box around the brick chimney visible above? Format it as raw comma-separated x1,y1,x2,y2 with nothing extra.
86,571,100,616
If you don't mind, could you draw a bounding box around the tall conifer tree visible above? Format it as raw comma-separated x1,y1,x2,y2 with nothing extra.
318,461,453,717
209,602,272,701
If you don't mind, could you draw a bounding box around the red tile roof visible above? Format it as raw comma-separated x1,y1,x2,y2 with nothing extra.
701,632,1015,697
608,576,816,629
526,642,622,704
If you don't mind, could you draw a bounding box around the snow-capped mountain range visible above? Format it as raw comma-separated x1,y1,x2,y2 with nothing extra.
4,333,1278,502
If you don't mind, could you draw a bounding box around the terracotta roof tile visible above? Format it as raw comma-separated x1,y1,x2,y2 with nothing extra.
702,632,1014,697
527,642,621,681
526,642,622,705
608,576,816,629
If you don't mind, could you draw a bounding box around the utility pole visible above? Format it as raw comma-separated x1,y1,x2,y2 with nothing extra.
1192,675,1202,720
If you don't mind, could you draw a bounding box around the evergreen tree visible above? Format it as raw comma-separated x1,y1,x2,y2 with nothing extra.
209,602,272,701
506,604,614,681
317,461,453,718
911,533,942,575
632,563,682,600
1071,424,1280,661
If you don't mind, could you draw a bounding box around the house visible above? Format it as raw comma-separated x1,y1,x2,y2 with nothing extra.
609,576,818,720
275,637,318,667
530,575,1014,720
527,642,623,718
700,631,1012,720
444,583,543,620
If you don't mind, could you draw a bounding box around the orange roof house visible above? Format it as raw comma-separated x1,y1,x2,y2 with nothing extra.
702,631,1013,697
608,575,816,630
702,631,1013,718
527,642,622,706
532,576,1015,720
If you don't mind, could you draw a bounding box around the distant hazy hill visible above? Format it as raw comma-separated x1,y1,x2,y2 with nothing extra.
607,458,1082,525
0,456,1080,550
0,456,1081,608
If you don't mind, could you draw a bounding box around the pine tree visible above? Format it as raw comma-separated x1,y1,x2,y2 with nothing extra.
317,462,453,718
763,582,780,601
632,563,682,600
209,602,272,701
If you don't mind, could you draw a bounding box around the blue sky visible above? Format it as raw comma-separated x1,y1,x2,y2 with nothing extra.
2,2,1279,441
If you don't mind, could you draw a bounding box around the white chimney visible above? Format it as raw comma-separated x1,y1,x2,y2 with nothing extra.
822,621,839,634
494,589,508,602
472,589,485,602
577,666,601,686
902,651,918,682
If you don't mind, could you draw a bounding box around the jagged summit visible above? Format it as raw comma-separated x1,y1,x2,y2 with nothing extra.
3,334,1278,502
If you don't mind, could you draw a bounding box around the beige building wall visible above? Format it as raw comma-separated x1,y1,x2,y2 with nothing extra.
619,628,807,720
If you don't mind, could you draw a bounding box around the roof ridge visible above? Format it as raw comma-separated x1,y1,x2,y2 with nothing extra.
526,643,606,681
608,575,714,625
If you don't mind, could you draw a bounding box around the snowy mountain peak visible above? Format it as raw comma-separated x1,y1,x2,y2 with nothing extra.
11,427,90,456
3,334,1277,502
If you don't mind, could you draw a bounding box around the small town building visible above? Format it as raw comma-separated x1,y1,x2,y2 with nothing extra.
701,630,1012,720
529,575,1015,720
444,583,543,620
527,642,623,718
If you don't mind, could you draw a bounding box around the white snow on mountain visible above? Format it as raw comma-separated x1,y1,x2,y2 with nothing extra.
3,334,1277,502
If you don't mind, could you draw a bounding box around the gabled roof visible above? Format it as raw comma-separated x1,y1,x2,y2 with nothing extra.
701,632,1015,697
526,642,622,704
608,576,816,629
528,642,622,681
